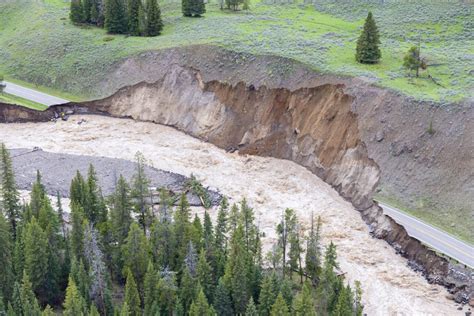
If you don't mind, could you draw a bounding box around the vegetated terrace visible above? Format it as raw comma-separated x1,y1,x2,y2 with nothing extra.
0,0,472,103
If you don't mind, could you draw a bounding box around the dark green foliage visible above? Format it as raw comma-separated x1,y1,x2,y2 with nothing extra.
105,0,128,34
70,0,85,23
23,218,49,303
132,152,151,232
17,272,41,316
214,197,229,280
305,215,322,284
182,0,205,17
355,12,381,64
197,250,214,302
128,0,141,36
293,281,316,316
258,273,278,316
145,0,163,36
143,261,159,316
1,144,20,237
213,278,233,316
0,211,14,302
122,222,149,286
156,270,177,315
83,0,92,22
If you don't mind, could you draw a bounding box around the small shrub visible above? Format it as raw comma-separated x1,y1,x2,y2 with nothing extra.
103,36,115,42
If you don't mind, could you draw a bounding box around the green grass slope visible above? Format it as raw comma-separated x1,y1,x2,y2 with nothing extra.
0,0,472,102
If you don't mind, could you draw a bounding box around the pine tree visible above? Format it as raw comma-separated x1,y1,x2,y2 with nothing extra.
182,0,192,17
124,270,141,316
18,272,41,316
156,270,177,316
70,171,87,209
138,4,146,36
63,277,87,316
143,261,158,316
174,194,192,270
258,274,277,316
403,46,422,77
70,203,86,262
305,215,322,284
83,0,92,22
0,211,14,301
354,280,364,316
355,12,381,64
245,297,258,316
0,144,20,237
42,305,55,316
105,0,128,34
179,266,197,313
122,222,149,286
150,215,175,270
293,281,316,316
316,241,340,314
84,164,102,224
270,293,289,316
128,0,141,35
23,218,49,302
197,250,213,302
333,285,353,316
213,278,233,316
145,0,163,36
214,197,229,280
190,0,205,17
191,214,203,251
120,302,130,316
110,175,132,247
70,0,85,23
189,288,213,316
88,305,100,316
70,257,90,307
132,152,151,232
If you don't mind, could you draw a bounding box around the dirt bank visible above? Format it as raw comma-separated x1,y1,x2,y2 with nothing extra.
0,115,465,315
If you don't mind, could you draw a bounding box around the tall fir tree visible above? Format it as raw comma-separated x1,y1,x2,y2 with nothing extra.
189,287,213,316
270,293,289,316
23,217,49,303
18,272,41,316
0,143,20,237
305,215,322,284
83,0,92,22
197,249,213,302
63,277,87,316
143,261,159,316
122,222,149,287
214,197,229,280
245,297,258,316
128,0,141,36
258,273,278,316
105,0,128,34
145,0,163,36
213,278,233,316
292,281,316,316
0,211,14,302
124,270,141,316
132,152,151,232
355,12,381,64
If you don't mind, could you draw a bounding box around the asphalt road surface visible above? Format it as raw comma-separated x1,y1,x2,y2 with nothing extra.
4,81,69,106
380,202,474,268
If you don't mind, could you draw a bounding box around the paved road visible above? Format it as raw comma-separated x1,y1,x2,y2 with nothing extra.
3,81,69,106
380,202,474,268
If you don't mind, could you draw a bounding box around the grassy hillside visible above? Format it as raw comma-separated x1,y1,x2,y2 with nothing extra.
0,0,472,101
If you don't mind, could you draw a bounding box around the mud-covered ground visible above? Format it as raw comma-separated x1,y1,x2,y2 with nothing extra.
0,115,466,315
9,148,221,206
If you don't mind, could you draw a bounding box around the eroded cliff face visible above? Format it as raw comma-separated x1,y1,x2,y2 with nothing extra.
0,65,471,304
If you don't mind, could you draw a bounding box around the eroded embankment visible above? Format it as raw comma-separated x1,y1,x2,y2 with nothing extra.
0,65,472,304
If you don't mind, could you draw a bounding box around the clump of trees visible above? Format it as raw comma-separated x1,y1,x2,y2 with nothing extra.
0,144,363,315
70,0,163,36
356,11,381,64
182,0,206,17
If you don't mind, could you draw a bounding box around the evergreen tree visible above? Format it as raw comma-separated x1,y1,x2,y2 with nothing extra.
293,281,316,316
305,215,322,284
189,288,213,316
88,305,100,316
132,152,151,232
138,4,146,36
355,12,381,64
228,203,239,234
214,197,229,280
83,0,92,22
197,250,213,302
150,213,175,270
179,266,196,313
128,0,141,35
0,144,20,237
70,171,87,209
70,0,85,23
70,257,90,307
56,192,67,240
105,0,128,34
245,297,258,316
288,224,303,283
124,270,141,316
213,278,233,316
316,242,340,314
70,203,86,262
120,302,130,316
174,194,192,270
23,218,49,302
18,272,41,316
63,277,87,316
270,293,289,316
42,305,55,316
143,261,158,316
145,0,163,36
190,0,205,17
354,280,364,316
0,211,13,302
191,214,203,251
84,164,102,225
156,270,177,316
122,222,149,287
258,274,277,316
333,285,353,316
182,0,192,17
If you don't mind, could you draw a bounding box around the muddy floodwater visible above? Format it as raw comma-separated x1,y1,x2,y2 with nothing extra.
0,115,462,315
